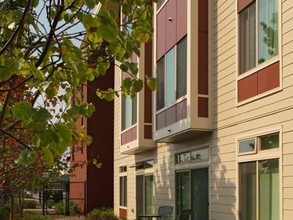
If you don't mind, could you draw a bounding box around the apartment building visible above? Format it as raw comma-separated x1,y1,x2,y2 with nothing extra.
114,0,293,220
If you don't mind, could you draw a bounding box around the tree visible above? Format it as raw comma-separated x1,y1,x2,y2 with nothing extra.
0,0,156,200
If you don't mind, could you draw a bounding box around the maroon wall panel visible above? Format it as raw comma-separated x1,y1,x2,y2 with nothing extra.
198,32,209,95
198,0,208,32
238,0,255,13
257,61,280,94
156,7,166,60
119,208,127,219
176,99,187,121
144,41,153,124
166,105,177,126
144,124,152,139
238,73,258,102
156,111,166,130
238,61,280,102
176,0,187,41
198,97,209,118
166,0,177,52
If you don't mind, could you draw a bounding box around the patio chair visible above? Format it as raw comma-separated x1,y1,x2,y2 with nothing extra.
177,209,191,220
158,206,173,220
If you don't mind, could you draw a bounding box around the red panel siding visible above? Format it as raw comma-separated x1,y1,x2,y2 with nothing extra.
198,97,209,118
176,0,187,41
166,105,177,126
121,126,137,145
156,111,166,130
144,124,152,139
176,99,187,121
257,62,280,94
198,32,209,95
238,73,258,102
198,0,208,32
166,0,177,52
119,208,127,219
144,41,153,124
238,61,280,102
156,7,166,60
238,0,255,13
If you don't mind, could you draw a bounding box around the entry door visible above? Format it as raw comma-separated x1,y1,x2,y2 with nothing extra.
191,168,209,220
136,175,154,218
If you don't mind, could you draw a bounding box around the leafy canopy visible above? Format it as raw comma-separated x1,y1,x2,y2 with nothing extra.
0,0,157,195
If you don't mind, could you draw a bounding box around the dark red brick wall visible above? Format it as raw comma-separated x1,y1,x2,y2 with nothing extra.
86,61,114,212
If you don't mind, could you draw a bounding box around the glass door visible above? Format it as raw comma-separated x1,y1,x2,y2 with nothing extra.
191,168,209,220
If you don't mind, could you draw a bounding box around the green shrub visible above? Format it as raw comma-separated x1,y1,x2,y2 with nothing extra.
0,203,10,220
21,214,52,220
46,199,55,208
54,201,80,215
23,200,39,209
87,207,118,220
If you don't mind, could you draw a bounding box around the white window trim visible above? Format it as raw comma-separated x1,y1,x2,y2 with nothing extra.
236,127,282,220
235,0,283,106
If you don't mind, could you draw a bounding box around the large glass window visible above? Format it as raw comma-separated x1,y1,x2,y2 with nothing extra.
239,0,278,74
156,36,187,110
119,166,127,207
238,133,279,220
121,95,137,130
239,159,279,220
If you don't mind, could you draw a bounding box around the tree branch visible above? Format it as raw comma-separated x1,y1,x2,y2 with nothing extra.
0,0,33,55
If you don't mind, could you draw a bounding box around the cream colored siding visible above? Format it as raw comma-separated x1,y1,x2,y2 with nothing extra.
112,0,293,219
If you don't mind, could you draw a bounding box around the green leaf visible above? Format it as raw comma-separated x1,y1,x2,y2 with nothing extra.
120,63,128,72
132,79,143,93
146,76,157,91
13,101,32,120
32,108,52,123
15,150,37,165
84,0,95,9
121,78,132,92
54,123,73,154
42,147,54,166
27,62,44,80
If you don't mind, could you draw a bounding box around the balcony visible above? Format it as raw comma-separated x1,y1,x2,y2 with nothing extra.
154,0,212,142
120,42,155,154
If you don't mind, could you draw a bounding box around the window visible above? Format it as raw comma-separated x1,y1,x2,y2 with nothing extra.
239,0,278,74
119,166,127,207
121,95,137,130
238,133,279,220
157,0,165,9
136,160,154,171
175,148,209,164
156,36,187,110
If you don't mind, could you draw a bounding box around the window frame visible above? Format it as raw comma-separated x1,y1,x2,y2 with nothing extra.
238,0,280,76
237,130,281,220
121,94,137,131
156,35,187,112
119,166,128,207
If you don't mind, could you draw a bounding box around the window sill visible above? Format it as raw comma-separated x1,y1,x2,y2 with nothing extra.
237,57,279,81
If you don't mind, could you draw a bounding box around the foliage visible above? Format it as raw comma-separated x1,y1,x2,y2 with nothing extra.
21,214,52,220
22,199,39,209
46,199,55,208
87,207,118,220
54,200,80,215
0,203,10,220
0,0,157,198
